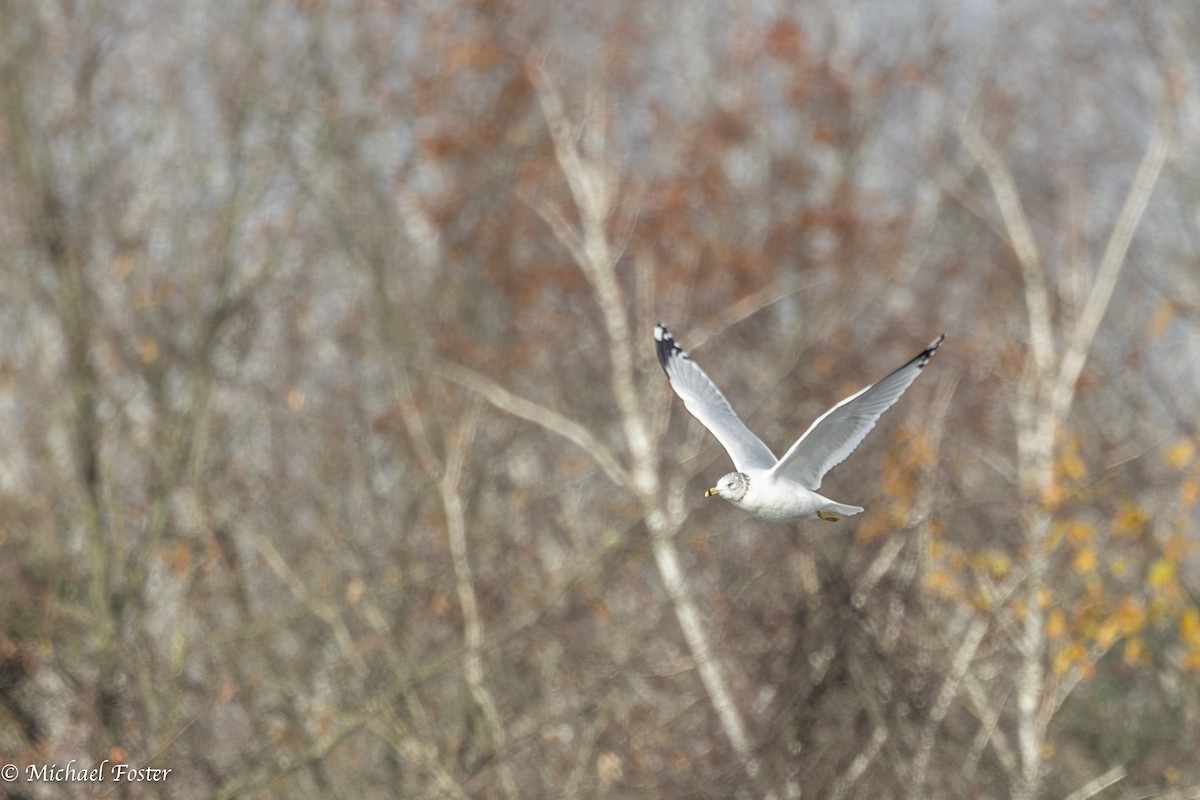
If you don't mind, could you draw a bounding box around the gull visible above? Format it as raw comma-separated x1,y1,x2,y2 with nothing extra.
654,324,944,522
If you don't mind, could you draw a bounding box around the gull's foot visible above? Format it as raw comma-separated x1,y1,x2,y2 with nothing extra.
817,510,840,522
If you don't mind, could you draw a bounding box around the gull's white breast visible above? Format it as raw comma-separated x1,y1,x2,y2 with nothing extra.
736,470,827,522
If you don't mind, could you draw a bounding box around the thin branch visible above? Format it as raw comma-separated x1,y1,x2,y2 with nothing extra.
527,65,762,786
439,401,518,800
912,617,988,791
830,724,888,800
432,359,630,488
960,108,1055,379
644,507,761,779
962,676,1018,779
1056,97,1173,415
1061,764,1127,800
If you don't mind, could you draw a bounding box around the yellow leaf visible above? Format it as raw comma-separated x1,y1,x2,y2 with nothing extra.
1112,595,1146,636
1053,641,1086,676
1058,444,1088,482
1046,607,1067,639
1065,519,1095,545
1052,646,1072,676
1181,608,1200,645
1165,438,1196,470
972,549,1012,578
1148,558,1176,591
1036,586,1054,609
1094,618,1120,649
971,591,994,612
1112,502,1150,537
1109,556,1128,579
1072,547,1098,575
1123,637,1147,666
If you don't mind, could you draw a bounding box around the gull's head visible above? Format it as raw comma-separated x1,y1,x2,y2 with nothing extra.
705,472,749,502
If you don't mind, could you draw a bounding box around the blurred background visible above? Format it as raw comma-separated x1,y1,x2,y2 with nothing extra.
1,1,1199,798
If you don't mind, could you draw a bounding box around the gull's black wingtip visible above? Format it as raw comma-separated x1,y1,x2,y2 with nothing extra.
917,333,946,368
654,323,682,372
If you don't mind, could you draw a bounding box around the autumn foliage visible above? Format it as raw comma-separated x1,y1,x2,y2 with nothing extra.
0,1,1198,799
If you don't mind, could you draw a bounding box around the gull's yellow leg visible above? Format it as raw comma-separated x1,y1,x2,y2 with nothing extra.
817,510,840,522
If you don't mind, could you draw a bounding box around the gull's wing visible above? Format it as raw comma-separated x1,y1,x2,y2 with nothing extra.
771,334,945,489
654,324,777,472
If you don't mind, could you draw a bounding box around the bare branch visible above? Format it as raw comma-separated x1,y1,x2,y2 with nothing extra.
962,677,1019,779
527,65,762,785
960,109,1056,379
1056,96,1174,414
432,359,631,488
912,617,988,791
439,401,518,800
831,724,888,800
1061,764,1127,800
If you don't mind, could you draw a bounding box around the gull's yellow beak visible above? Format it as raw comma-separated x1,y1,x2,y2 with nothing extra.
705,487,720,497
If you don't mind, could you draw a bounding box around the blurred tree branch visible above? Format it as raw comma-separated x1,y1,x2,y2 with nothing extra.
959,72,1175,800
528,63,763,782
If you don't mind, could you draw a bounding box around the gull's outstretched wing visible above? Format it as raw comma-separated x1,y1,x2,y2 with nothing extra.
655,324,777,472
771,334,945,489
